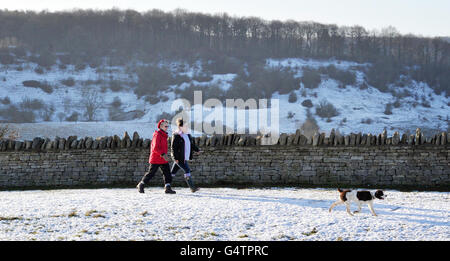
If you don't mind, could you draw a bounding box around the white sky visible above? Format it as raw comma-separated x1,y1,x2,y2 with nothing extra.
1,0,449,37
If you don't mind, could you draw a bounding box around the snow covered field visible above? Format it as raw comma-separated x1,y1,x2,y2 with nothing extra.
0,187,448,241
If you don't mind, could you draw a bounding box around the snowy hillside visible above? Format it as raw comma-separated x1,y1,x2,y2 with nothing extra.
0,187,448,241
1,57,449,141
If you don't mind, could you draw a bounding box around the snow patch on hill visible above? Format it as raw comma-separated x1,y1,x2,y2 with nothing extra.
1,58,448,140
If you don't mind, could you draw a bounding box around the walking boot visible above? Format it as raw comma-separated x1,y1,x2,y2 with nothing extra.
137,181,145,193
185,176,199,193
165,185,176,194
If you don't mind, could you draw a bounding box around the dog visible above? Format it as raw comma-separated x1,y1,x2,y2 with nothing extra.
329,188,385,216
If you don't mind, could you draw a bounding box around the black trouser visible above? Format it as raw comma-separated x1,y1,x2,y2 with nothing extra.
141,163,172,185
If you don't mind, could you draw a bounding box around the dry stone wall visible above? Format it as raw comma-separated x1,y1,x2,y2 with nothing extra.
0,129,449,190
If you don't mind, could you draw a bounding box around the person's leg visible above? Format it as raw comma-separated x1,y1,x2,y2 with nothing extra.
177,161,198,192
177,161,191,177
160,163,176,194
137,164,159,193
170,162,181,177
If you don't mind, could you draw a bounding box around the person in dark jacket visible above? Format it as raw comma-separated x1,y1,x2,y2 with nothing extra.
137,119,176,194
171,118,201,192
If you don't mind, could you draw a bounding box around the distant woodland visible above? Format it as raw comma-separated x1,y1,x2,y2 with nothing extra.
0,9,449,96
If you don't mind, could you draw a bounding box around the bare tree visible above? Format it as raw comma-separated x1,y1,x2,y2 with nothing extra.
300,109,320,139
81,87,104,121
0,9,449,95
0,124,19,140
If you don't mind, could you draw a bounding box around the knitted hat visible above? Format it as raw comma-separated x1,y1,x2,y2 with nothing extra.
157,119,167,129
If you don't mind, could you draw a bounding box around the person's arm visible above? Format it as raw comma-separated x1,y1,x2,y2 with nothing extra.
171,135,180,163
152,132,167,159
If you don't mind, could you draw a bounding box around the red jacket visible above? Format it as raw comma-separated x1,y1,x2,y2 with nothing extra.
149,129,169,164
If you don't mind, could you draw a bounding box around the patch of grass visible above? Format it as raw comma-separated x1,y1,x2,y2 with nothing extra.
238,234,249,238
201,231,219,238
273,234,296,240
50,214,65,218
85,210,98,216
302,227,318,236
68,210,79,218
0,216,23,221
84,210,105,218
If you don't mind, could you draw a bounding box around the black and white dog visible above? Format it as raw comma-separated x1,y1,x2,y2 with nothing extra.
329,188,386,216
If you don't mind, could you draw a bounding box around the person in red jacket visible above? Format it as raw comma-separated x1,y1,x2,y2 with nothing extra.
136,119,175,194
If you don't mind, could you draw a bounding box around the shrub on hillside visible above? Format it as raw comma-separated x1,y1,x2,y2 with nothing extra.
22,80,53,94
19,98,46,111
287,111,295,119
176,83,226,103
34,66,45,74
315,100,339,118
320,65,356,86
155,111,176,123
30,51,56,68
361,118,373,124
225,75,263,100
248,66,300,97
66,112,79,122
109,80,124,92
1,97,11,105
75,63,87,71
366,59,401,93
301,68,321,89
0,106,35,123
359,82,369,90
288,91,297,103
172,74,191,85
135,65,174,98
0,53,15,65
144,95,160,105
203,56,245,75
111,97,122,109
61,77,75,87
192,72,213,82
22,80,41,88
301,99,313,108
38,82,53,94
384,103,393,115
421,100,431,108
